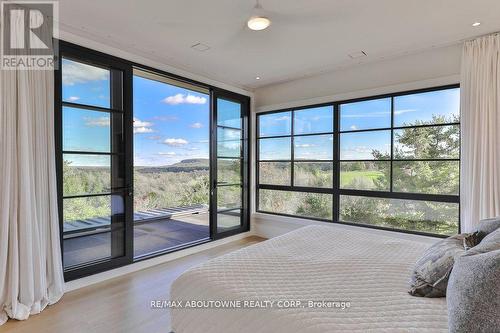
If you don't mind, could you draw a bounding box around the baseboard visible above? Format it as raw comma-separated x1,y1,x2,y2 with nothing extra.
65,230,255,292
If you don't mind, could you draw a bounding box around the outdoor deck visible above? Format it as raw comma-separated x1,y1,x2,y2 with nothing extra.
63,205,210,267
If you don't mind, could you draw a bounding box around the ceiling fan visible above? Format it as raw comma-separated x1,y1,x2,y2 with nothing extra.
247,0,272,31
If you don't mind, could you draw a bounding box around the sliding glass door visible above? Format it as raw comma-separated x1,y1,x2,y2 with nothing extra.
132,69,211,258
211,89,250,238
56,42,249,280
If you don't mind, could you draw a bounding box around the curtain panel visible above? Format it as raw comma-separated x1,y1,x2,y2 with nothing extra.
0,7,64,325
460,33,500,232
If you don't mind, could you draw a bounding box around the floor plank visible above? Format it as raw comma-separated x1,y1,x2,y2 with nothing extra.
2,236,265,333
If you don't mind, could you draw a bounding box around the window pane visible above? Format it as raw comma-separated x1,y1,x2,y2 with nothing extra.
340,130,391,160
258,111,292,137
63,154,111,196
217,127,241,141
63,107,110,152
218,159,241,184
340,161,390,191
217,99,241,128
63,195,112,224
217,185,241,210
394,125,459,159
259,137,291,160
217,209,241,232
294,134,333,160
294,162,333,188
340,195,459,235
217,141,241,157
62,58,110,108
217,128,241,157
394,88,460,127
393,161,459,195
340,98,391,131
259,190,332,219
259,162,291,186
63,195,125,268
294,106,333,134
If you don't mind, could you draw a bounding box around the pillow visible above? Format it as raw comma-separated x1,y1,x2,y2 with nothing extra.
475,216,500,240
447,249,500,333
408,233,479,297
466,227,500,256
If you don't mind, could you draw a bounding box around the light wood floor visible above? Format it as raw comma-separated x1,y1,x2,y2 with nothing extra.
2,236,265,333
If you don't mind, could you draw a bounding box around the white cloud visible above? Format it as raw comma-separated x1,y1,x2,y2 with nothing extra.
163,138,189,146
162,93,207,105
67,96,80,102
147,135,162,140
295,143,316,148
350,125,358,130
394,109,417,115
158,152,176,156
190,122,203,128
134,127,154,134
84,116,109,127
133,117,153,128
274,115,290,121
133,117,154,134
62,60,109,86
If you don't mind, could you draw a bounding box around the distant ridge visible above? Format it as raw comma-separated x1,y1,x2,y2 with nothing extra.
136,158,209,173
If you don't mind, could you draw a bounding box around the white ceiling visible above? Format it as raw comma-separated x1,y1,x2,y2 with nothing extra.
58,0,500,90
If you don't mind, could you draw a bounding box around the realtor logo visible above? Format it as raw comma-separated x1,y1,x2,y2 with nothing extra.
1,1,58,70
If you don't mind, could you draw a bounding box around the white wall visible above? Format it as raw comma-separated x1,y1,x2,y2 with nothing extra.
255,44,461,110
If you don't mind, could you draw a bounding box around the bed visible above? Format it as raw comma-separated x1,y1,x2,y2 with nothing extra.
170,225,448,332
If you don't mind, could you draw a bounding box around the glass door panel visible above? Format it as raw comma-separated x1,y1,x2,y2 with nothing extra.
132,69,210,258
59,52,131,278
212,91,249,237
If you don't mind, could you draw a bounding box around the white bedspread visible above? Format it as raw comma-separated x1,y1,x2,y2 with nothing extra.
170,225,448,332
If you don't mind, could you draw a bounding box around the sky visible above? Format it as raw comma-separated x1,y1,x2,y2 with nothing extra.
258,88,459,161
62,58,212,167
61,57,459,166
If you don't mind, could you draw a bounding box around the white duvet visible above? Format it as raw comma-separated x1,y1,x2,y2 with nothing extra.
171,225,448,332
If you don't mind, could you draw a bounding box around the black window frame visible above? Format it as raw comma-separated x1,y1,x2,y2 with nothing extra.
55,40,251,281
256,84,460,238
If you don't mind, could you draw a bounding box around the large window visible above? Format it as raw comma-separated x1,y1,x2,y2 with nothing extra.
257,86,460,236
56,41,250,280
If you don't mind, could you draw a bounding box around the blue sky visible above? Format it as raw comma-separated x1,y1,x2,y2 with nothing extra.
133,76,209,166
258,88,459,161
62,58,210,167
62,57,459,166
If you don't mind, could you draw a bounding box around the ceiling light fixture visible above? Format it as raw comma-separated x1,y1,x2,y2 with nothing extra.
472,22,481,27
247,1,271,31
256,76,261,80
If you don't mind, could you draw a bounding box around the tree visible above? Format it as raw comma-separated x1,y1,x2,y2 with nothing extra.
342,114,460,234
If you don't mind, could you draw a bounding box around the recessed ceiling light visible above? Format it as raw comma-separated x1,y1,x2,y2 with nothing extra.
247,17,271,31
256,76,261,80
472,22,481,27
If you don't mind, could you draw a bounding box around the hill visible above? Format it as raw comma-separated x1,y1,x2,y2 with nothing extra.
136,159,209,173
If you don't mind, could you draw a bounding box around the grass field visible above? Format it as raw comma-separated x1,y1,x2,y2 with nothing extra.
340,170,385,189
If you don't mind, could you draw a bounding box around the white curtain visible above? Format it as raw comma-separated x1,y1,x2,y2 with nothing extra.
460,33,500,232
0,9,64,325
